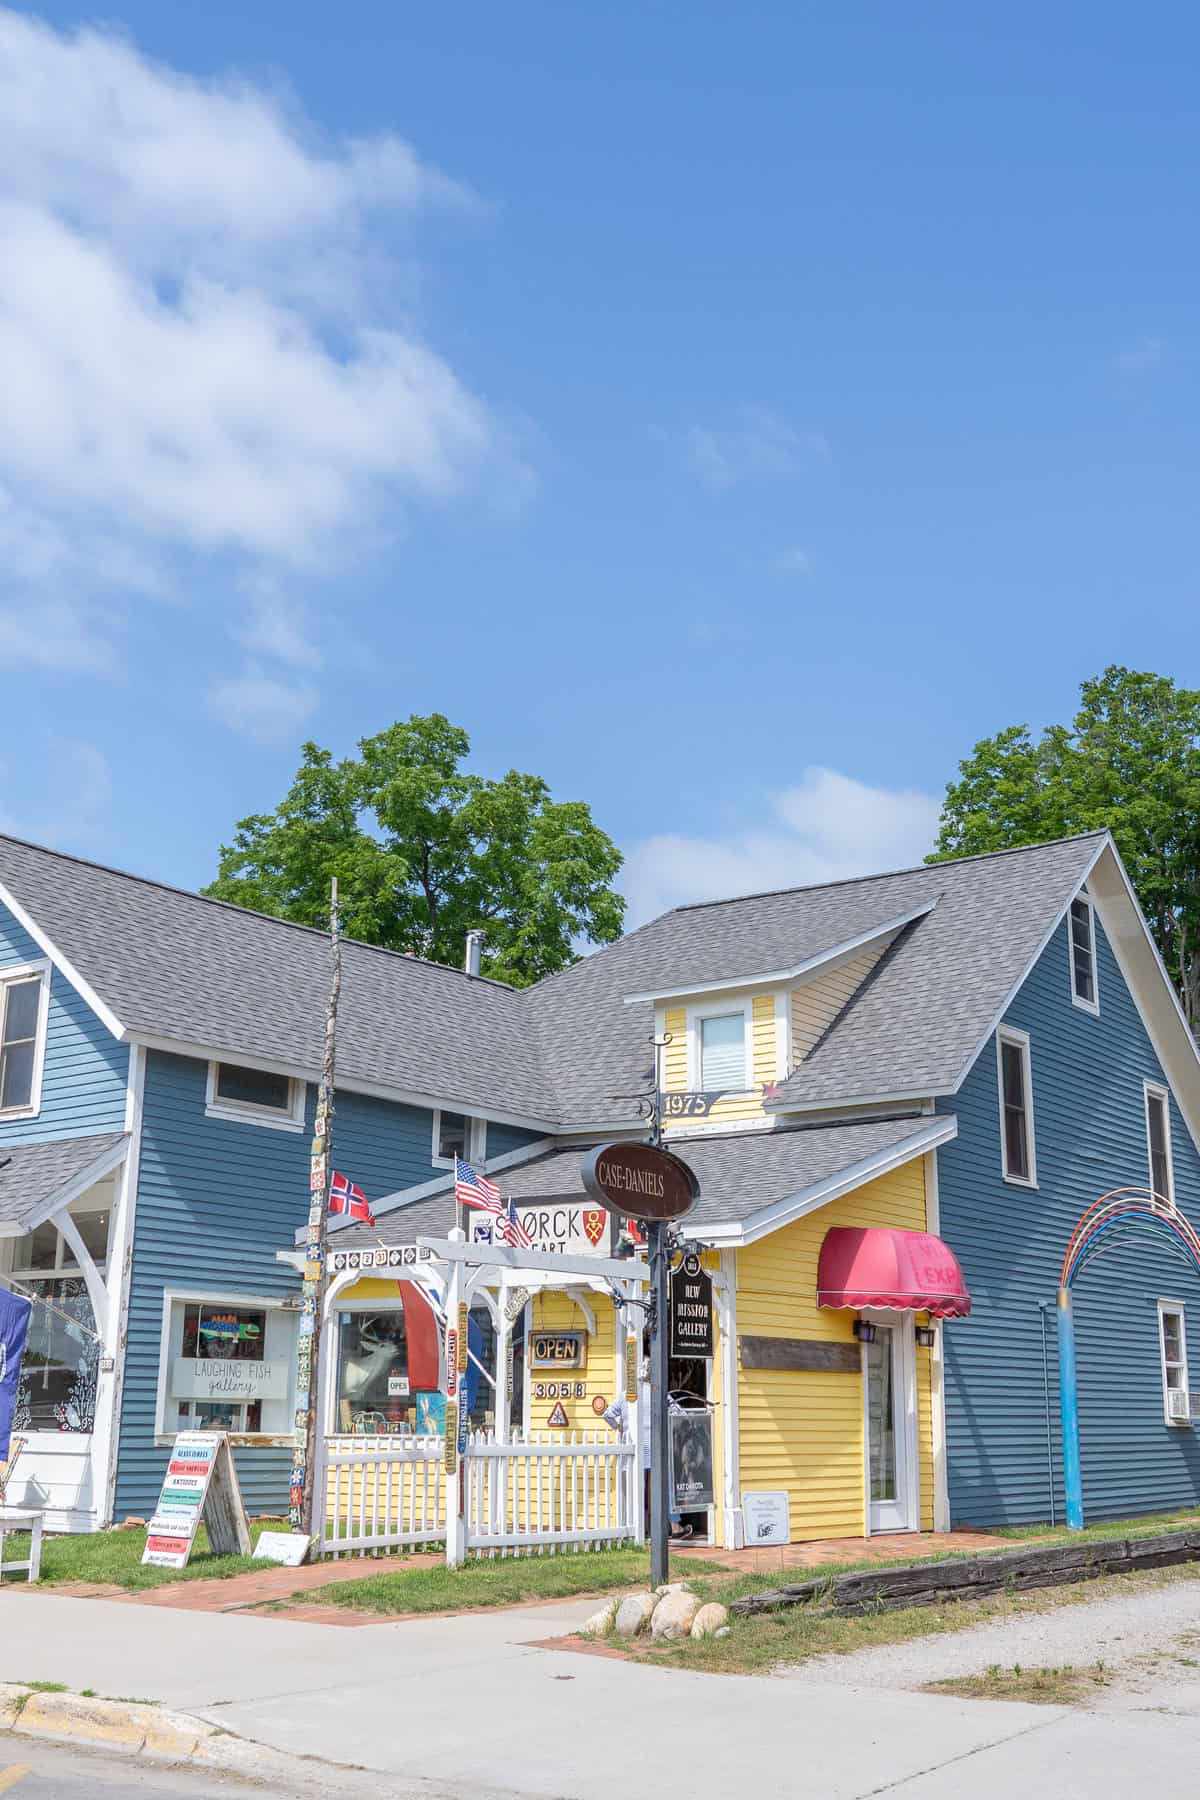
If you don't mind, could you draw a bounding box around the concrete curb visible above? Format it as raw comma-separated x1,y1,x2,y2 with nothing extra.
0,1682,359,1784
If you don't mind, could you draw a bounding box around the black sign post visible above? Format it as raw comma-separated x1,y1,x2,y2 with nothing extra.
670,1254,714,1360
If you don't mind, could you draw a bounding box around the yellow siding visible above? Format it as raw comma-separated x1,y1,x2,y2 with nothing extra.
527,1290,617,1432
790,935,898,1066
662,993,778,1131
735,1157,934,1541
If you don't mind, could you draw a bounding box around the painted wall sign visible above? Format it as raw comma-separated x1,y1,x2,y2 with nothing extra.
580,1142,699,1224
469,1205,611,1257
529,1331,586,1370
171,1358,289,1403
142,1431,251,1570
742,1489,791,1546
739,1336,861,1374
670,1255,714,1359
670,1409,714,1511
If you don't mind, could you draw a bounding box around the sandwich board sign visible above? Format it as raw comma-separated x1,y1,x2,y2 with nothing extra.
142,1431,251,1570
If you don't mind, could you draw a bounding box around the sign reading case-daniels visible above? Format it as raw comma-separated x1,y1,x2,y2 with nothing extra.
142,1431,251,1570
580,1142,699,1224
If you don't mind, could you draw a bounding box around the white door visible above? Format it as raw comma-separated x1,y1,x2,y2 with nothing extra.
863,1313,918,1534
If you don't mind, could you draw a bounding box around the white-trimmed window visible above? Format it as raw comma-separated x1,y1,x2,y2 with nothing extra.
205,1060,304,1131
2,1191,113,1433
1158,1301,1190,1425
432,1110,486,1168
1068,894,1099,1013
0,960,50,1117
156,1291,299,1443
690,1004,752,1093
997,1026,1037,1186
1145,1081,1175,1213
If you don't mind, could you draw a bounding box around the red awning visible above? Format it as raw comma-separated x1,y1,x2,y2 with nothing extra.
816,1227,971,1319
396,1281,441,1389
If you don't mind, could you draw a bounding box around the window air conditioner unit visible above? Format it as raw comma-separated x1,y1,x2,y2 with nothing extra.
1167,1387,1191,1424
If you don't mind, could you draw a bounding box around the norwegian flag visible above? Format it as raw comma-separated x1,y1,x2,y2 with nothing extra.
329,1170,375,1227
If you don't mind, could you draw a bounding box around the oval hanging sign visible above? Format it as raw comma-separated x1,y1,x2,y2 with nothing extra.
580,1142,699,1223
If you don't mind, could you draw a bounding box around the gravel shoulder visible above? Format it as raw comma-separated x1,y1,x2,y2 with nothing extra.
785,1570,1200,1712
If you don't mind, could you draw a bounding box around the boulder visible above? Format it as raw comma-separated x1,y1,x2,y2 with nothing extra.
650,1590,701,1641
690,1602,729,1639
614,1592,656,1638
581,1600,618,1637
653,1581,693,1597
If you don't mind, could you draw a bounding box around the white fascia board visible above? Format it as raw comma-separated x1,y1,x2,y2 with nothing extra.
17,1136,131,1235
684,1115,958,1249
318,1135,558,1241
0,878,125,1041
620,901,937,1007
126,1031,565,1137
770,1087,947,1116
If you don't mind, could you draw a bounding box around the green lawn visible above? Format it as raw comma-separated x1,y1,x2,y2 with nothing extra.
0,1522,274,1590
312,1549,731,1615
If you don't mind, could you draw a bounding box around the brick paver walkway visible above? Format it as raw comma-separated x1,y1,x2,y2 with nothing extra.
41,1529,1016,1621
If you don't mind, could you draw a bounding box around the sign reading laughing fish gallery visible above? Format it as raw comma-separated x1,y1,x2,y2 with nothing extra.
468,1203,612,1257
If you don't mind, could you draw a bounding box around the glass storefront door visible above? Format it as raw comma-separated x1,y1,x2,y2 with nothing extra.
864,1315,917,1533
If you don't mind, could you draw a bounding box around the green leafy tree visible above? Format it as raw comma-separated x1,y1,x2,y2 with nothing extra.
931,666,1200,1027
204,714,626,985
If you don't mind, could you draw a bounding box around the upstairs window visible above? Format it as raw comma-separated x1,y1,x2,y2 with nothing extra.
997,1026,1037,1185
698,1011,748,1092
1145,1082,1175,1212
0,964,48,1116
1158,1302,1190,1425
433,1110,481,1167
1069,895,1099,1013
205,1060,304,1131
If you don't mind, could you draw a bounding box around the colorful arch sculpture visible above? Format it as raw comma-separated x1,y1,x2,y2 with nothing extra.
1056,1188,1200,1529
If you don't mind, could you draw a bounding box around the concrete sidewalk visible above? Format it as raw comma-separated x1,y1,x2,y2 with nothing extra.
3,1588,1199,1797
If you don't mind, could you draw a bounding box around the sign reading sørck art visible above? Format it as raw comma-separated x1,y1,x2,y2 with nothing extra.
469,1204,612,1257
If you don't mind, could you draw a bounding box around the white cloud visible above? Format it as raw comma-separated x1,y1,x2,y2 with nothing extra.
0,599,116,674
0,10,516,692
621,767,942,925
234,589,321,668
1115,336,1164,373
684,409,829,490
772,546,812,577
209,670,320,745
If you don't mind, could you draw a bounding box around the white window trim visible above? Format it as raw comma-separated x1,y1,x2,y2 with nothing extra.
153,1287,300,1446
431,1110,486,1169
1144,1079,1176,1213
996,1025,1038,1188
205,1060,305,1133
1157,1298,1190,1427
1068,893,1100,1016
0,958,51,1121
687,998,754,1093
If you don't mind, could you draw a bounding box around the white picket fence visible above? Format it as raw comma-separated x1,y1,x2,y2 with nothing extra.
319,1434,445,1556
314,1429,637,1560
465,1429,637,1554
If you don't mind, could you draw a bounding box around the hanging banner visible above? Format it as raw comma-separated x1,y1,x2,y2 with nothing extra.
142,1431,251,1570
0,1287,32,1461
669,1409,714,1511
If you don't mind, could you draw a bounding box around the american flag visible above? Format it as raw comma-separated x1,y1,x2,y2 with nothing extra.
454,1158,533,1250
329,1170,375,1226
454,1156,502,1212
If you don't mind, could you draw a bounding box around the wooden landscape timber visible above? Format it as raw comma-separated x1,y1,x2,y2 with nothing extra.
731,1528,1200,1618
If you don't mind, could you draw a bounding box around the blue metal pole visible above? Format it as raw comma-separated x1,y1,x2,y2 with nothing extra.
1057,1285,1084,1531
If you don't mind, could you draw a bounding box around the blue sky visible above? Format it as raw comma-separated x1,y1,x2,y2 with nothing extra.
2,4,1196,926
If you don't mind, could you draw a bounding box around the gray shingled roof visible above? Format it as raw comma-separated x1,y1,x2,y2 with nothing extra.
526,832,1107,1121
0,836,556,1124
0,1133,127,1233
0,829,1107,1132
329,1116,946,1244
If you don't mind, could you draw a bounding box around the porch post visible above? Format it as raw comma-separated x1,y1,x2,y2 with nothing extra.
1057,1285,1084,1531
443,1239,467,1568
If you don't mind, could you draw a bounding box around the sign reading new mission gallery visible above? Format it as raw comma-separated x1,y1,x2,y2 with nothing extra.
670,1255,714,1359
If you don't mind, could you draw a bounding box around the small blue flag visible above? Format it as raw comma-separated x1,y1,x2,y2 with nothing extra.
0,1287,32,1461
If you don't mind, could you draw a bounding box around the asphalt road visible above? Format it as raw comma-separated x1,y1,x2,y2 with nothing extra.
0,1741,269,1796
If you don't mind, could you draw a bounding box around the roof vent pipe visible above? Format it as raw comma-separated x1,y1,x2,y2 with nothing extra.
464,929,484,977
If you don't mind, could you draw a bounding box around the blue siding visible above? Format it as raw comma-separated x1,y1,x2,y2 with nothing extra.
485,1120,544,1161
0,903,127,1143
114,1052,538,1517
938,911,1200,1527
